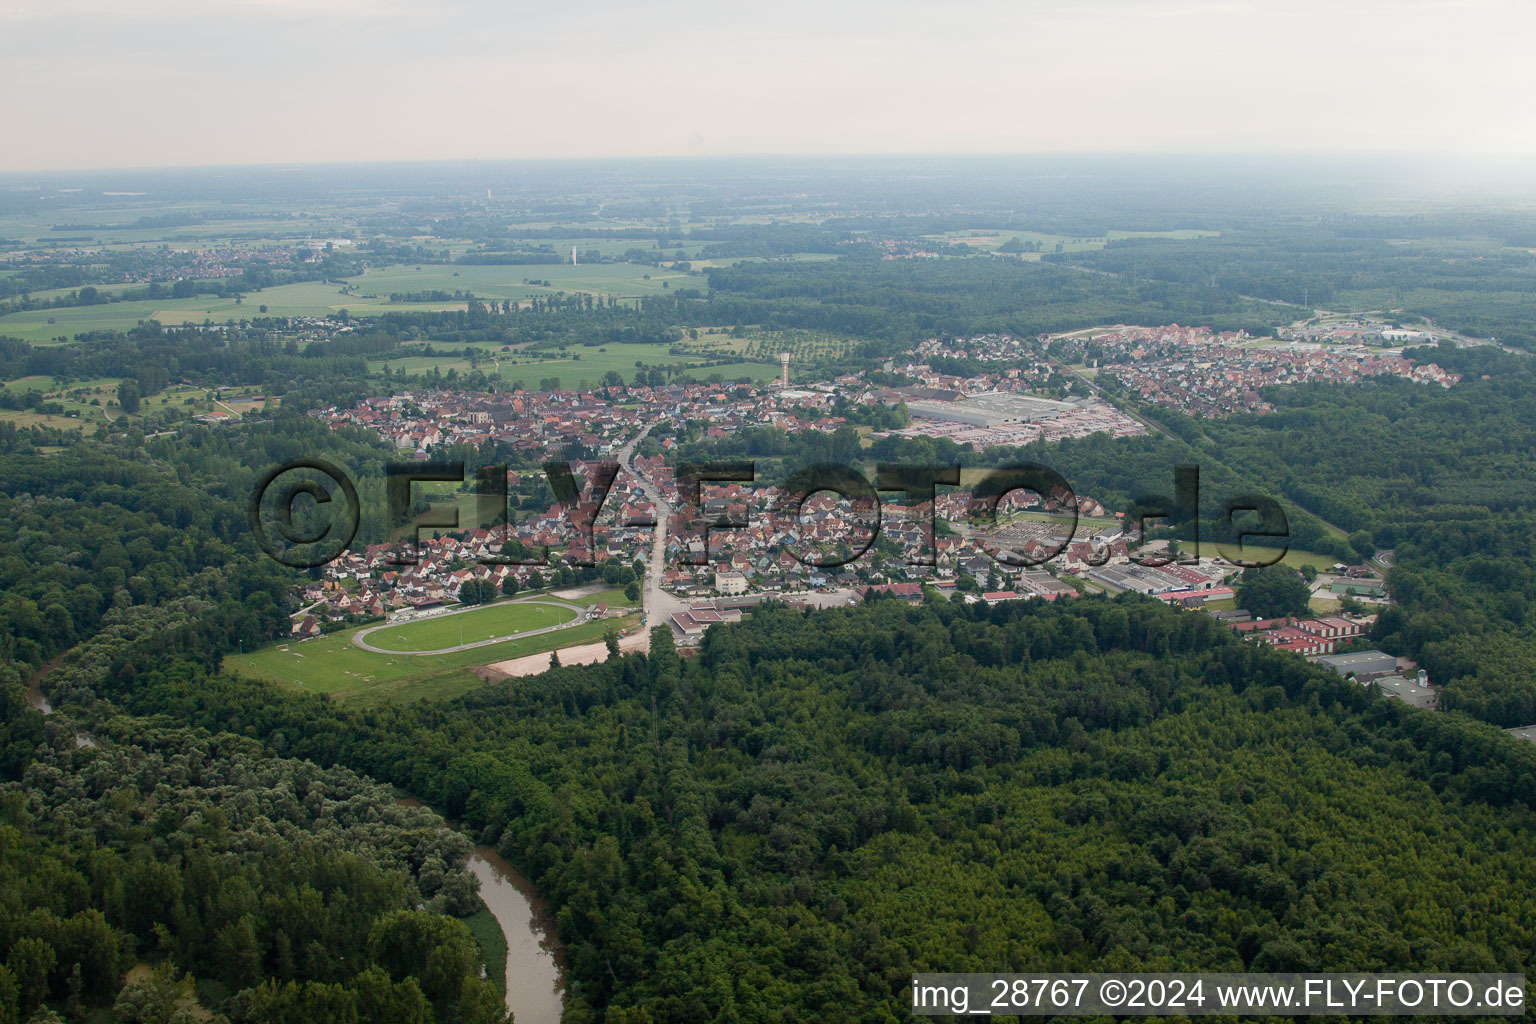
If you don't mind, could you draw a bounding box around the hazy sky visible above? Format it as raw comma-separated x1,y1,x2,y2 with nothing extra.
2,0,1532,171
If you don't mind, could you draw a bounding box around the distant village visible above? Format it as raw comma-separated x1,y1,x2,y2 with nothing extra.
1045,323,1459,416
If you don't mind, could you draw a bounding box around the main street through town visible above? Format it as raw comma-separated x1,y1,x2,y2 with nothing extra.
615,422,688,628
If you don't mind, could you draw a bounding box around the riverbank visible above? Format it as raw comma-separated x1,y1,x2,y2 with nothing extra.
395,795,565,1024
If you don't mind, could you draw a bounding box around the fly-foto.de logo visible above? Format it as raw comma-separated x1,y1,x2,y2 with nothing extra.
250,459,1289,571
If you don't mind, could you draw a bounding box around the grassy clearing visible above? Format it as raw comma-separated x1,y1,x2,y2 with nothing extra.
223,611,638,705
1185,541,1337,571
493,346,697,385
364,601,576,653
0,375,55,392
0,409,92,431
0,380,218,429
1309,594,1345,614
549,587,625,609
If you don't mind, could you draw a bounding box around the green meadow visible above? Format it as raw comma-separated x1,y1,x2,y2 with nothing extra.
1183,542,1339,572
0,376,214,429
363,601,576,653
223,611,638,705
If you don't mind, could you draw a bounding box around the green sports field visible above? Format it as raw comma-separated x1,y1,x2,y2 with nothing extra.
222,588,631,704
223,611,636,705
363,600,576,653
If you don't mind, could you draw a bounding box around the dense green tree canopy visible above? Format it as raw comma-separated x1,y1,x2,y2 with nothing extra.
1236,566,1312,619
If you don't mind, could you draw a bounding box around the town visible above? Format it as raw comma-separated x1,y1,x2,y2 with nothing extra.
289,323,1439,689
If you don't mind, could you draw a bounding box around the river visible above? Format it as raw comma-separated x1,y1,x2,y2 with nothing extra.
466,843,566,1024
396,797,566,1023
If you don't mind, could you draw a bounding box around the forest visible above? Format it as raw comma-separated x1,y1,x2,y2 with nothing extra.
1183,344,1536,727
0,714,505,1023
1051,217,1536,350
0,397,523,1018
60,598,1536,1023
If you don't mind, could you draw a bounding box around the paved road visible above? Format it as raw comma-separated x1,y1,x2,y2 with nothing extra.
615,426,870,628
351,598,589,655
616,424,689,627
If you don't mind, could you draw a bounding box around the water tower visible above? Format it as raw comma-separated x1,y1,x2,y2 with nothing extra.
778,353,790,388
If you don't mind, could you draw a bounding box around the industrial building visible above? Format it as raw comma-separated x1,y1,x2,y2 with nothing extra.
1373,674,1437,709
1312,650,1398,681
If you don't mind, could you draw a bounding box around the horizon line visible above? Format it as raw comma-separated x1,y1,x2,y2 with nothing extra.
7,150,1536,179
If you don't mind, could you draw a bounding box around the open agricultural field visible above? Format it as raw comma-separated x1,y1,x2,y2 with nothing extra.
223,607,638,704
363,600,577,653
348,262,706,305
0,297,196,344
490,343,699,383
0,279,471,342
0,407,92,431
215,393,275,415
0,202,332,244
0,374,54,392
372,353,476,376
685,253,839,271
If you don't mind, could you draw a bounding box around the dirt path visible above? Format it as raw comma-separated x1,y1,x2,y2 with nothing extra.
482,630,649,678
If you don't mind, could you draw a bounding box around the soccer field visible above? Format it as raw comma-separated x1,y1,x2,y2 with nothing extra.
363,600,577,653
